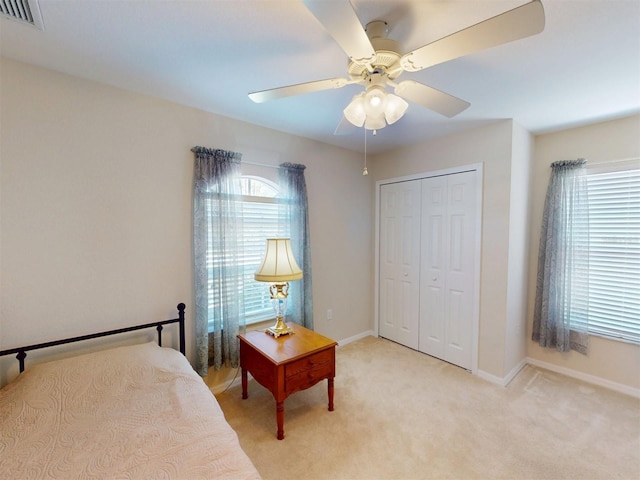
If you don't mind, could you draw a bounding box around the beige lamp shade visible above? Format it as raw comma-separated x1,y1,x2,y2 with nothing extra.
255,238,303,282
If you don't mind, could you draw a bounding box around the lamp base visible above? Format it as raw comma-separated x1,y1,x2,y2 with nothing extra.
265,316,294,338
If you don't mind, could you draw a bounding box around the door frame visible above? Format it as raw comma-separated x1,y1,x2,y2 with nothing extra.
374,163,483,375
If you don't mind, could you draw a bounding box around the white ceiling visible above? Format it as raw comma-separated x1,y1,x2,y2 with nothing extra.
1,0,639,154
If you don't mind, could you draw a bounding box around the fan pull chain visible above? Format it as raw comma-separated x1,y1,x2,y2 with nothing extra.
363,128,368,176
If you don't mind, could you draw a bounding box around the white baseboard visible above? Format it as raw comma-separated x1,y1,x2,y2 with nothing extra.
476,369,506,386
478,357,640,398
477,358,527,387
526,357,640,399
337,330,375,347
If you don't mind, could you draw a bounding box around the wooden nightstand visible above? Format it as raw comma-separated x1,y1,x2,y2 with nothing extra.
237,322,337,440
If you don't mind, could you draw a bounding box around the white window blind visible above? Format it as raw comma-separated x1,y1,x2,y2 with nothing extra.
241,197,288,323
583,167,640,343
206,176,289,328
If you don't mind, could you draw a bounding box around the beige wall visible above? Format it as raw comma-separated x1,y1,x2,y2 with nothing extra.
2,56,637,392
0,58,372,386
371,120,518,379
527,115,640,390
504,122,534,377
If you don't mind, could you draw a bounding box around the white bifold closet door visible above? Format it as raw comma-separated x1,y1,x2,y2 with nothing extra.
379,170,477,370
378,180,422,350
418,172,476,370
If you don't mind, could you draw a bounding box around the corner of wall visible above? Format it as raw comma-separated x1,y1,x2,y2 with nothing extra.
503,122,535,376
477,357,527,387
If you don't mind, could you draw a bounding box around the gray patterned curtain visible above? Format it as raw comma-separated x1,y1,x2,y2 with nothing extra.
192,146,245,375
532,159,589,354
279,163,313,330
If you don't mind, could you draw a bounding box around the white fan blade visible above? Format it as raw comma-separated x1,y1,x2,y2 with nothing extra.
249,78,350,103
395,80,470,118
333,116,359,135
400,0,545,72
302,0,376,66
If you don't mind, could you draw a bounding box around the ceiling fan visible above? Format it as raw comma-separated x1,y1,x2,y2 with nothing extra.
249,0,545,131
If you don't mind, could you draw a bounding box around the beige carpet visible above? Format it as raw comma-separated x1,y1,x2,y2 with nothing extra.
215,336,640,480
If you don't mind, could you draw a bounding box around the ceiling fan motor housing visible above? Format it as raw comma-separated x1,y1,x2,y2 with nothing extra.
348,20,403,80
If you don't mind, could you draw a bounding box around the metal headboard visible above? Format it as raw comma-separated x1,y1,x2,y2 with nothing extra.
0,303,186,373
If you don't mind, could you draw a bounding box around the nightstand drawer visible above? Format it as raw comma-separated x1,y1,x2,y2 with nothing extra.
285,349,334,392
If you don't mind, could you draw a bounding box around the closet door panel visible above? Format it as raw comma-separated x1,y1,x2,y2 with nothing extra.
379,181,421,349
419,171,476,370
419,176,447,358
443,171,476,369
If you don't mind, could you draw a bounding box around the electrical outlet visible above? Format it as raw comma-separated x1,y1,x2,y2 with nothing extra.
327,309,333,320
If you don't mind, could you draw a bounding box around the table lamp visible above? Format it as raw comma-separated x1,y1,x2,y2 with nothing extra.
254,238,303,337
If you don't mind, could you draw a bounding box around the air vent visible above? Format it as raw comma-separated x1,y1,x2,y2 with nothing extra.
1,0,44,30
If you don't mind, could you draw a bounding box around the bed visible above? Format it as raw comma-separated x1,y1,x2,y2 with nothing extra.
0,303,261,479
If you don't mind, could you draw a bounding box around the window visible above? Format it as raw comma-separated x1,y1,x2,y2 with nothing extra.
240,176,289,324
206,175,289,328
582,166,640,343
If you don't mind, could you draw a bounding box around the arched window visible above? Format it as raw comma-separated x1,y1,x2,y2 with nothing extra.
241,175,279,197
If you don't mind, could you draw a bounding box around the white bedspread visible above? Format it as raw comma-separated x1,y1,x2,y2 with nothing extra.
0,342,261,479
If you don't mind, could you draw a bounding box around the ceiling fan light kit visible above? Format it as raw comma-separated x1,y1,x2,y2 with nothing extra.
249,0,545,134
343,87,408,129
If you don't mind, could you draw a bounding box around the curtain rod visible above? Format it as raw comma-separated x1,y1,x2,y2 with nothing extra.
242,160,280,169
586,156,639,166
